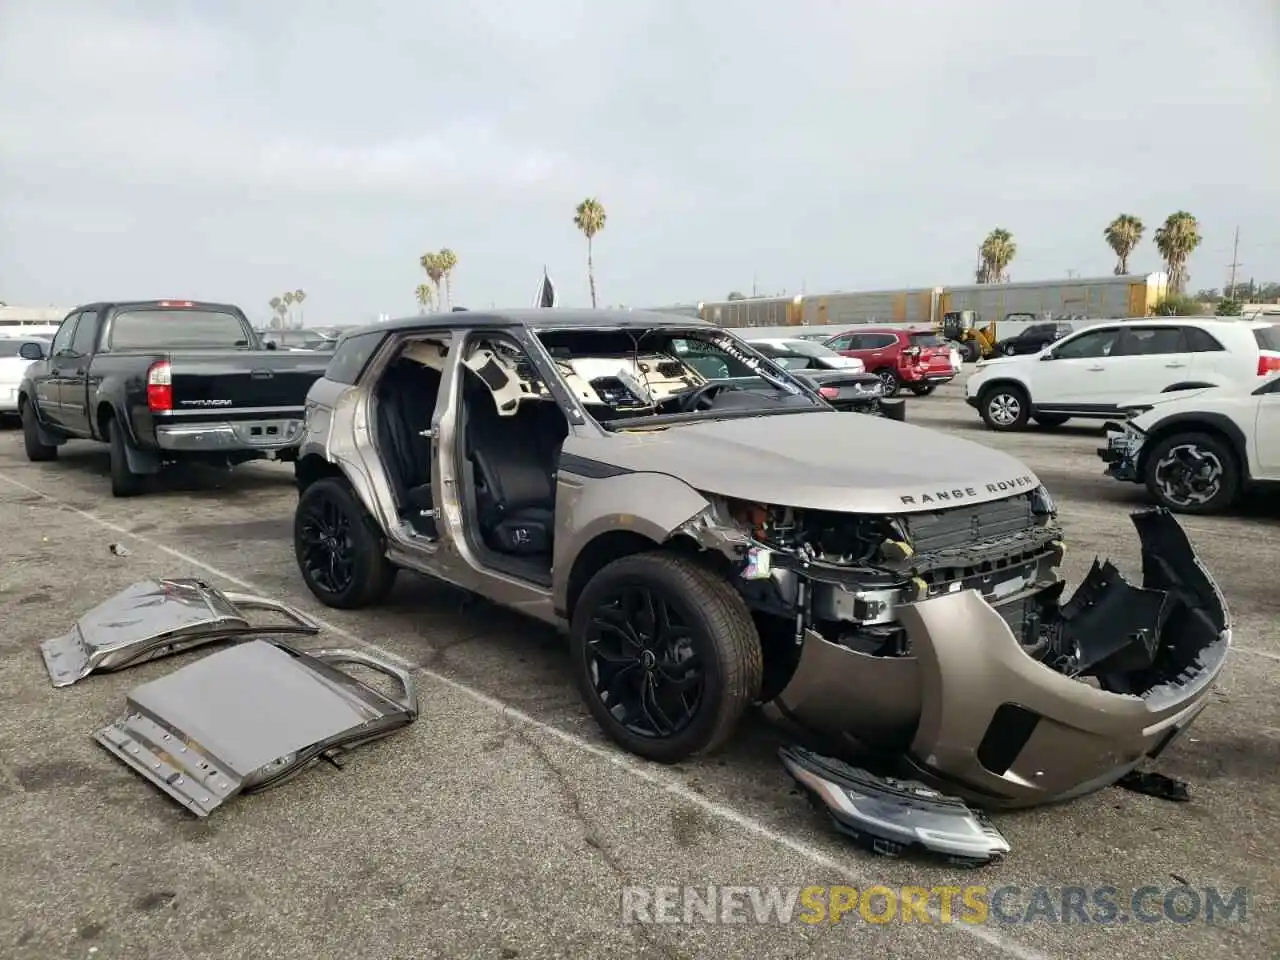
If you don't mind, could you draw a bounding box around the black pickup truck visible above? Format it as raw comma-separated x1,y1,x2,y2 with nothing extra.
18,300,331,496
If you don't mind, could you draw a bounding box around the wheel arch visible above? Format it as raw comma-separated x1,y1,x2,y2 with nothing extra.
977,377,1030,401
1161,381,1218,393
295,452,349,493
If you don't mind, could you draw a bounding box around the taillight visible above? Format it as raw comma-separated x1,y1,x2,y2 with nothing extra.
819,386,839,400
147,361,173,412
1258,354,1280,376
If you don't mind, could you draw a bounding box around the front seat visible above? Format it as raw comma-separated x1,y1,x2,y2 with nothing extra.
466,392,562,556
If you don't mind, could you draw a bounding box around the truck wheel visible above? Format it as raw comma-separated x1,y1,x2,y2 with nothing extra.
875,369,900,397
961,341,981,363
978,384,1030,431
294,477,398,608
20,400,57,462
1141,432,1239,515
107,418,145,497
570,551,763,764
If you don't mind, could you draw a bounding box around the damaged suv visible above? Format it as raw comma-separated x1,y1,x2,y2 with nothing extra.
292,310,1230,809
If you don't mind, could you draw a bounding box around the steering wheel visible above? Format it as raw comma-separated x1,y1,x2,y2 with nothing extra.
678,381,728,412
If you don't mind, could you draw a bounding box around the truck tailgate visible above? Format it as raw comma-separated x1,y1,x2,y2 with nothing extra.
167,351,329,413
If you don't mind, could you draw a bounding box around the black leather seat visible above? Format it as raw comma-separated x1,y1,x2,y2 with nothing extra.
376,360,440,519
464,384,565,556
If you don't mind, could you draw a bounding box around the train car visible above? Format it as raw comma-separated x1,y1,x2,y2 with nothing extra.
642,303,703,319
698,295,803,328
938,273,1168,331
798,287,942,328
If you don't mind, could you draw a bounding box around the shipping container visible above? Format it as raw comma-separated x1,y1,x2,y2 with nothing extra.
798,287,941,327
698,295,804,327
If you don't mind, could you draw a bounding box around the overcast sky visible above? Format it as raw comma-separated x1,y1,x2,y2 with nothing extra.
1,0,1277,325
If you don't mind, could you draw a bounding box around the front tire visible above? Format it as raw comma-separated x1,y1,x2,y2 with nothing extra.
107,417,145,497
294,477,398,608
1142,432,1239,515
961,340,981,363
978,384,1031,431
570,551,763,764
21,400,57,462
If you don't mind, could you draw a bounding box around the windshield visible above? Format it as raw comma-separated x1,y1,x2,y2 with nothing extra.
776,339,839,359
108,309,253,349
534,326,825,429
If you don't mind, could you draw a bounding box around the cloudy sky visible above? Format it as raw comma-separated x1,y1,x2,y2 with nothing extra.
1,0,1277,325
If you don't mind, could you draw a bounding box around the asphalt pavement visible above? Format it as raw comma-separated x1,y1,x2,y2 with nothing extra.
0,375,1276,960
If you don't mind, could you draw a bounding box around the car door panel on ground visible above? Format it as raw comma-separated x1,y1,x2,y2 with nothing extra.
1033,326,1123,406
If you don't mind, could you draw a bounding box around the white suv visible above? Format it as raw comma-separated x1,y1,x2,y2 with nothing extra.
1098,373,1280,514
964,316,1280,431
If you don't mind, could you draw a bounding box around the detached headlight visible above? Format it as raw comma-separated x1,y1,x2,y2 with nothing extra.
1030,484,1056,517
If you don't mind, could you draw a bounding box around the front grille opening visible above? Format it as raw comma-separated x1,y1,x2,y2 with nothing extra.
976,703,1041,776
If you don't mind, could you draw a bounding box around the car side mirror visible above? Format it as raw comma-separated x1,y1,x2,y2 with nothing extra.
19,342,45,361
1040,351,1056,361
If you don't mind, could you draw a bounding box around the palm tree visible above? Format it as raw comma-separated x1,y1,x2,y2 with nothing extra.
1153,211,1202,295
1104,214,1145,276
420,252,444,311
293,289,306,328
574,197,607,307
978,228,1016,283
415,283,434,314
437,248,458,310
269,296,283,330
282,291,295,327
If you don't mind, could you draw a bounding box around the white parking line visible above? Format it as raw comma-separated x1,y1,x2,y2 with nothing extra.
2,470,1070,959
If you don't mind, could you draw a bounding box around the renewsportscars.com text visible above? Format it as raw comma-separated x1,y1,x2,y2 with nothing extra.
620,884,1250,926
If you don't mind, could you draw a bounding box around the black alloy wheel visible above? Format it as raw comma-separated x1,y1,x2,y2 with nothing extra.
584,585,705,741
294,477,397,608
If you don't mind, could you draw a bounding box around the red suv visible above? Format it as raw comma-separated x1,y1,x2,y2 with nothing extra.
823,327,957,397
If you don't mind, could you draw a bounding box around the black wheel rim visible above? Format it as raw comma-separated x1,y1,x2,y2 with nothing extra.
583,586,705,739
298,494,357,594
1153,444,1223,507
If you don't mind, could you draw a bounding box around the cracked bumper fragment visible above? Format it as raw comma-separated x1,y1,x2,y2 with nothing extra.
95,639,419,817
1098,420,1144,481
769,508,1230,809
780,746,1010,867
39,578,322,687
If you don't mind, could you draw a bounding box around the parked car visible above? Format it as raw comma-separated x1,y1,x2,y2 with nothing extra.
1098,374,1280,514
994,321,1074,356
965,316,1280,432
822,327,957,397
0,336,51,418
289,308,1229,810
742,336,904,419
18,300,331,496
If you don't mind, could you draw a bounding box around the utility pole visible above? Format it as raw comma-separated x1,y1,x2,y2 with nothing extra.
1227,226,1241,299
751,274,758,297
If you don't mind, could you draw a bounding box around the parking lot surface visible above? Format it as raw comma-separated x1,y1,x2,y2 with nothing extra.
0,376,1276,960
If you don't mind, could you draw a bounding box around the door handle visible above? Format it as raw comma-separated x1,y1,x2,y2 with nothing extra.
1165,362,1186,368
1087,365,1104,371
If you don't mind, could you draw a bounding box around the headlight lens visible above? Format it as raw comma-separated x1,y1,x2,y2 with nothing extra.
1031,484,1056,517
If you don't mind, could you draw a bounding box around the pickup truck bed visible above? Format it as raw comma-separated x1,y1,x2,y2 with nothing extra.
18,300,331,496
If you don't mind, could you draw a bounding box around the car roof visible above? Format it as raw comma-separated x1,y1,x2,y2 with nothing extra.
338,308,715,339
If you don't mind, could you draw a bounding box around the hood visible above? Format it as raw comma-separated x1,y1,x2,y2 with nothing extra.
566,411,1041,514
974,353,1033,370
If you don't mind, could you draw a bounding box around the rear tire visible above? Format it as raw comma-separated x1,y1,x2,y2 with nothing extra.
875,368,901,397
1141,432,1239,515
295,477,398,608
908,383,936,396
570,551,763,764
107,417,145,497
978,384,1030,431
21,400,57,462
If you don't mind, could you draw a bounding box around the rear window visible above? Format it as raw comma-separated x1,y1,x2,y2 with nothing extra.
108,309,251,349
909,333,945,347
1253,325,1280,352
325,331,386,384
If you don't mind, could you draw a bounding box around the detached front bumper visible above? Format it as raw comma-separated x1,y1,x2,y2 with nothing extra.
765,508,1230,809
1098,420,1145,482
